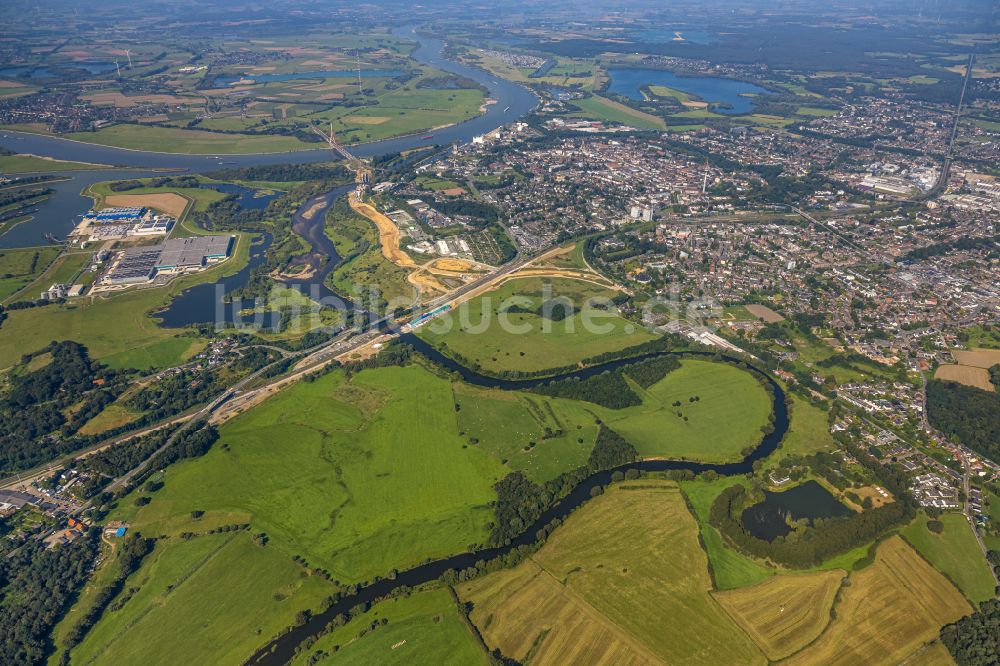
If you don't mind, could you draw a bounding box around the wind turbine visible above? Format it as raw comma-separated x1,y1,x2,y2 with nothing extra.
125,49,133,69
114,60,121,77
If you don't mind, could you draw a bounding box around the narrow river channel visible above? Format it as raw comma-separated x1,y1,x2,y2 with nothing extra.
246,344,789,665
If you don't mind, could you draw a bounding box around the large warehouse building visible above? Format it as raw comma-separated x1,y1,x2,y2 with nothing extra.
102,234,235,286
155,235,234,273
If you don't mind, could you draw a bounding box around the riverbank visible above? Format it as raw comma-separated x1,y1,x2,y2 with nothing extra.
242,343,788,664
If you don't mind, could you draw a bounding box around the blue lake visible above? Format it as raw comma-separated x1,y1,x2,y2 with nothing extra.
214,69,404,86
606,67,768,114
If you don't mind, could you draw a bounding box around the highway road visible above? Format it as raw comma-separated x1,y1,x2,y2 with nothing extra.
0,237,563,514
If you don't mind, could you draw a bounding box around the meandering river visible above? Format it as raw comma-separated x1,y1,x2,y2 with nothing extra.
0,26,538,249
245,342,789,665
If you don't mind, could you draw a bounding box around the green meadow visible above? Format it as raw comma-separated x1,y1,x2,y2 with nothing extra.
418,277,657,375
109,365,507,584
680,476,775,590
289,586,488,666
902,512,996,604
66,124,317,154
0,153,106,173
66,532,334,666
595,359,772,462
457,358,772,480
0,245,61,301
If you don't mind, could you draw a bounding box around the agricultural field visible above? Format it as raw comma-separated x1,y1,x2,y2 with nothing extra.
933,364,993,391
104,192,189,218
107,365,507,584
713,570,844,660
289,586,488,666
781,537,971,666
795,106,840,117
902,513,996,605
568,95,666,130
64,532,334,666
458,481,765,665
417,276,657,375
744,304,784,323
951,348,1000,369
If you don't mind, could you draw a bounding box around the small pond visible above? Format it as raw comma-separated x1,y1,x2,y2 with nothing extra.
740,480,852,541
200,183,281,211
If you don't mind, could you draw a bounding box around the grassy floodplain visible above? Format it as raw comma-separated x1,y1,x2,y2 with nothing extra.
64,532,334,665
0,153,107,173
0,245,61,301
417,277,657,375
288,587,488,666
680,476,775,589
902,512,997,605
599,358,772,462
458,481,765,665
455,358,772,481
108,365,506,584
66,124,318,154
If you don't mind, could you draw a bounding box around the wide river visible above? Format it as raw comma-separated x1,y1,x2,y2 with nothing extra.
246,337,790,665
0,26,538,249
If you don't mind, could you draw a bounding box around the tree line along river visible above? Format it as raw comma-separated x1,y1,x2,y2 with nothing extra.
246,338,789,665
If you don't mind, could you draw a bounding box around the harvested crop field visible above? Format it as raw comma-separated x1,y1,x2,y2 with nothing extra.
458,481,765,666
951,348,1000,368
744,304,785,323
781,537,970,666
104,193,189,218
934,364,993,391
714,570,844,660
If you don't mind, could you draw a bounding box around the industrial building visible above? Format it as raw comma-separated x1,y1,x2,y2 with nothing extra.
107,246,161,284
71,207,174,242
101,234,235,286
155,235,234,272
85,206,147,224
